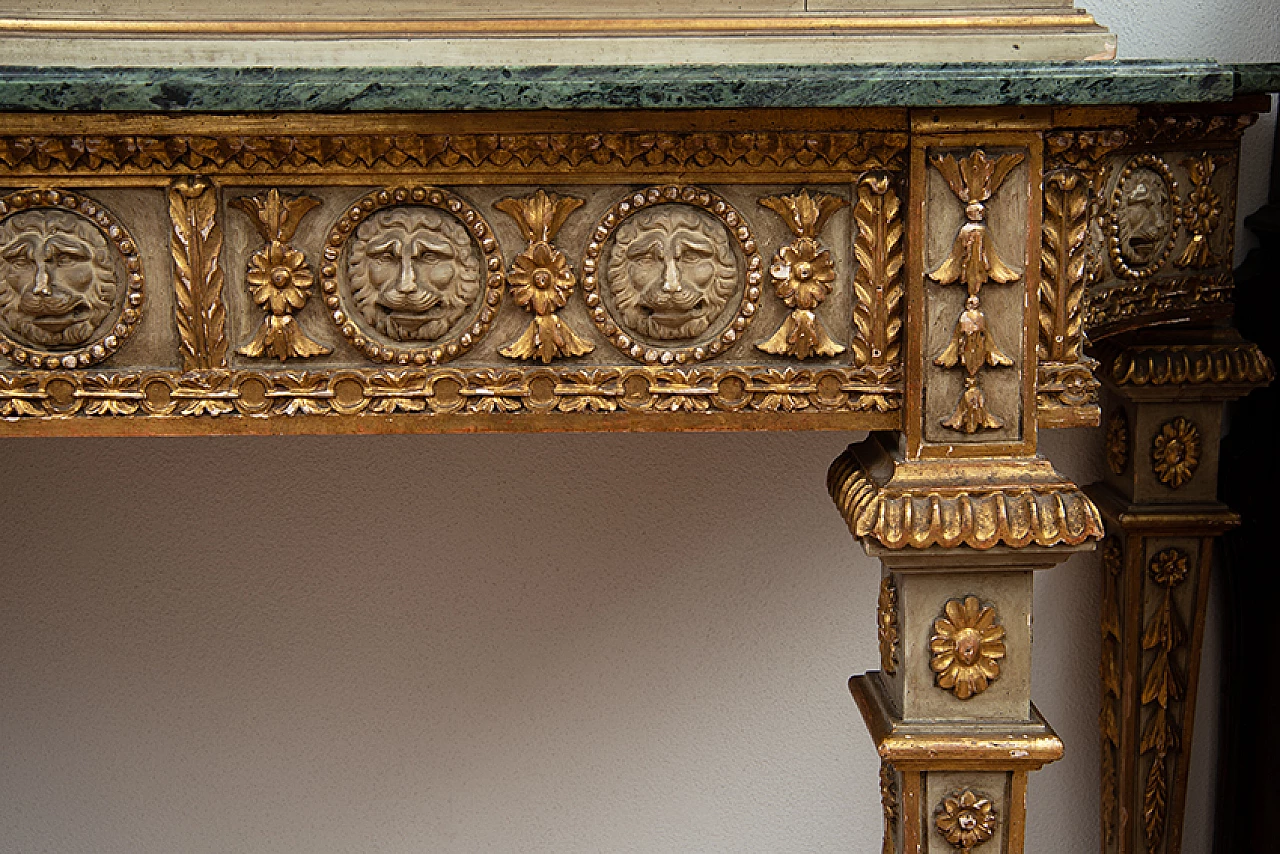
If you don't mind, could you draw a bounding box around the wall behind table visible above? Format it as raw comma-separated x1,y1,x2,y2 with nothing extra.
0,2,1276,851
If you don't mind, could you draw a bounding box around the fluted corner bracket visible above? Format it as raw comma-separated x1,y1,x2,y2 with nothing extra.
827,433,1104,550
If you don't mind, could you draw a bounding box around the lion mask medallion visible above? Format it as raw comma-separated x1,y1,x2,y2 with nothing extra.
607,206,740,341
348,207,482,343
0,210,118,349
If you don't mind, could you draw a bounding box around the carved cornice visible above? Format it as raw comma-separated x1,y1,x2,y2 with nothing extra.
1105,341,1274,388
827,435,1104,550
1086,274,1233,338
0,130,909,176
1045,129,1128,181
1130,112,1257,147
1036,358,1100,429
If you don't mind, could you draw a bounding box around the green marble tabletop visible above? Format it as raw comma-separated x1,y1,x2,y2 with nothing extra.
0,60,1272,112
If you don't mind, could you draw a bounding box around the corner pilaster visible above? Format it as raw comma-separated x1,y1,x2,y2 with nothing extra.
828,110,1104,854
1088,330,1273,854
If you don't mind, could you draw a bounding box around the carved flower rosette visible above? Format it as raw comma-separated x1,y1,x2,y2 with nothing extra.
935,789,998,852
930,596,1006,700
1151,416,1201,489
319,186,505,366
0,188,145,370
581,185,763,365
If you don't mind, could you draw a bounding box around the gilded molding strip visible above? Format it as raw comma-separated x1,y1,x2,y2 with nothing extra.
879,761,898,854
1039,169,1088,364
1100,537,1124,848
1087,273,1233,337
757,190,848,360
851,172,903,371
1140,548,1191,854
1131,113,1257,147
231,189,329,360
876,576,899,675
168,177,228,372
0,131,909,176
0,364,902,421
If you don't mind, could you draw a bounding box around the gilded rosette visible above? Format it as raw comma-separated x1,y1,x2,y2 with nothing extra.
494,190,591,364
935,790,998,852
231,189,329,361
757,191,848,360
930,596,1006,700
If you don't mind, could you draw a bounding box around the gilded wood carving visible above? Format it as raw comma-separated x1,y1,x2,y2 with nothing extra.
930,596,1006,700
169,177,228,373
935,789,998,853
494,190,591,364
928,150,1023,434
231,189,328,360
0,188,145,370
757,190,848,360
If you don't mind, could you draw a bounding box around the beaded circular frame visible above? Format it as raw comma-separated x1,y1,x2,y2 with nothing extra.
1108,154,1180,280
319,186,505,366
580,185,764,365
0,189,146,370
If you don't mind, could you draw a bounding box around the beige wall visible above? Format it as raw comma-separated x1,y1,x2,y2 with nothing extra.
0,2,1275,852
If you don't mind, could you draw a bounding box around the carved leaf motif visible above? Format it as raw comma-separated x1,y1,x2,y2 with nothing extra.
169,177,228,371
1144,753,1168,852
851,173,903,367
230,188,321,243
1039,169,1089,361
759,190,847,238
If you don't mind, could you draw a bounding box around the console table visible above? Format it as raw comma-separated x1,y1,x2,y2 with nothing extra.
0,49,1275,853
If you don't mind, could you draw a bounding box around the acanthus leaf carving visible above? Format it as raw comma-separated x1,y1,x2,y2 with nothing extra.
851,172,903,370
1039,169,1089,363
169,177,228,372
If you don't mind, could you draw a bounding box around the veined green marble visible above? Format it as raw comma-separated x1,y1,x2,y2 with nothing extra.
0,60,1247,112
1234,63,1280,97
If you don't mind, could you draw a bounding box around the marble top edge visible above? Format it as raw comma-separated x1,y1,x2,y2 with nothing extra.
0,60,1243,112
1233,62,1280,96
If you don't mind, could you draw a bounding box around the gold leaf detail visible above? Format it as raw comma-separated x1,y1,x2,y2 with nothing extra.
757,192,847,361
935,789,998,852
169,177,228,371
877,577,899,675
930,596,1006,700
1039,169,1089,362
1151,417,1201,489
851,172,903,368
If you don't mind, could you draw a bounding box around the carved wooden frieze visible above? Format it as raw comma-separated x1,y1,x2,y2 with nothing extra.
0,154,916,431
1086,122,1243,340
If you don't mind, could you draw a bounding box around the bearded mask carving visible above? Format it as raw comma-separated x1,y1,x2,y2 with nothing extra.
0,210,118,349
348,208,482,342
607,206,740,341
